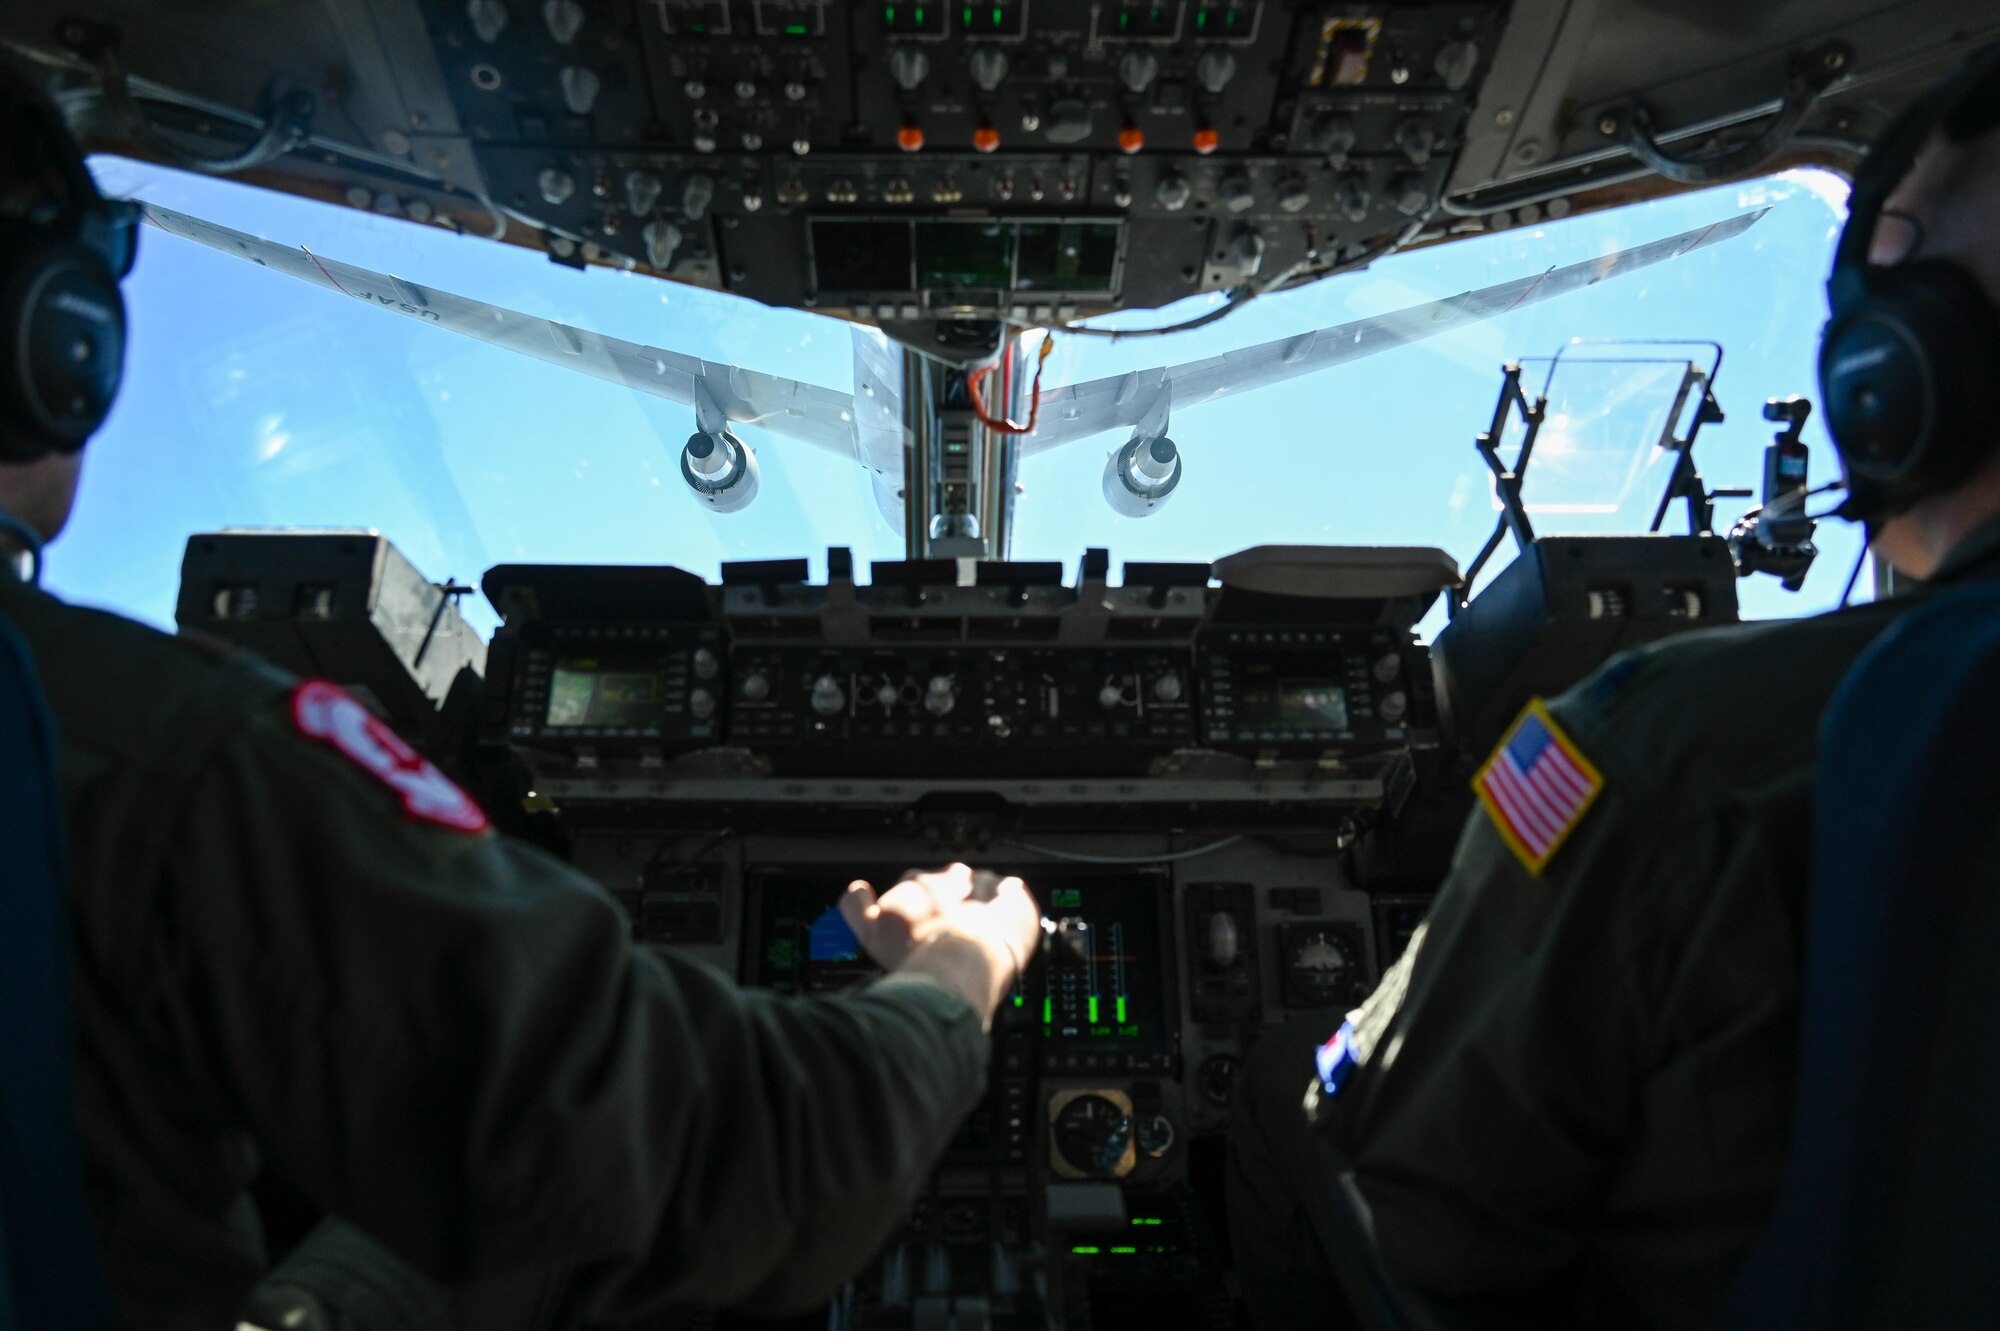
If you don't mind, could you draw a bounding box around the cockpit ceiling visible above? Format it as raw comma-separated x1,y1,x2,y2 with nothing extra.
3,0,1994,341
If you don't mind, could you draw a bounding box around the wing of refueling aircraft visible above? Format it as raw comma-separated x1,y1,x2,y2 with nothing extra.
1020,209,1768,457
141,203,858,459
141,202,1764,521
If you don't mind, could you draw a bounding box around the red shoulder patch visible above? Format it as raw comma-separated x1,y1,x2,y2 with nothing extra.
290,680,490,834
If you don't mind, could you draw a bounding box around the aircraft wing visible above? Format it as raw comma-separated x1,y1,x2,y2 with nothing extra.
1020,209,1768,458
139,203,859,457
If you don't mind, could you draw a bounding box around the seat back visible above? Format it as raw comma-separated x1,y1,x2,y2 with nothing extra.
0,611,122,1330
1718,581,2000,1330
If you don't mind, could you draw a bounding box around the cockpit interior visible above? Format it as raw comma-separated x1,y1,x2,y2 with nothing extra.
2,1,1996,1328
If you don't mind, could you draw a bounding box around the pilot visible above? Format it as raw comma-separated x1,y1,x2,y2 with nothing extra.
1227,44,2000,1331
0,59,1041,1330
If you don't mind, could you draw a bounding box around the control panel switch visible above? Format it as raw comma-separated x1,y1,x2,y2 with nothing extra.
811,673,847,716
558,64,601,115
1195,47,1237,93
542,0,584,44
889,45,931,91
968,45,1010,92
467,0,509,43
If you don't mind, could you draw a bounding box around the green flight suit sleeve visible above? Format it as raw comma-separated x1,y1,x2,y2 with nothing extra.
1330,695,1809,1328
153,699,989,1319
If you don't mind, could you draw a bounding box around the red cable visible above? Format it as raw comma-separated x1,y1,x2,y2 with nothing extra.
968,335,1056,434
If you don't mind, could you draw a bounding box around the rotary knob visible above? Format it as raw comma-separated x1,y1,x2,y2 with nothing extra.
968,46,1009,92
682,172,716,221
688,687,716,721
924,674,956,717
1396,118,1437,166
1099,680,1134,711
1154,171,1192,211
739,671,772,703
625,169,662,216
1372,651,1402,683
810,674,847,717
889,45,930,91
543,0,584,43
1152,672,1184,703
1195,48,1236,93
875,681,899,708
692,647,719,679
1275,173,1312,213
1218,173,1255,214
558,64,601,115
1312,114,1357,164
1379,690,1409,724
537,167,575,205
642,219,682,269
1197,1054,1241,1107
467,0,509,43
1117,49,1161,94
1335,176,1371,222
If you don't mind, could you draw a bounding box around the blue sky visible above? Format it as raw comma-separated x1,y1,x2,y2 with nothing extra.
56,158,1856,638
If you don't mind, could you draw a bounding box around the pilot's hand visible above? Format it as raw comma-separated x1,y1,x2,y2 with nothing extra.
843,863,1039,1027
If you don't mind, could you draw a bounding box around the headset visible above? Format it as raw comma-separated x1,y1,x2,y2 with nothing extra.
1821,42,2000,520
0,56,138,466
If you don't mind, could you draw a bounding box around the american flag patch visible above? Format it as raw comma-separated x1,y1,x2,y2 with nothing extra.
1473,700,1604,875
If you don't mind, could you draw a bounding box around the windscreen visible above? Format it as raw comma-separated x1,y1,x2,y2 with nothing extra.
53,160,1858,640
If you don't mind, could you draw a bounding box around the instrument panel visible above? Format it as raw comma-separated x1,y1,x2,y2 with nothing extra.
181,531,1456,1329
415,0,1507,327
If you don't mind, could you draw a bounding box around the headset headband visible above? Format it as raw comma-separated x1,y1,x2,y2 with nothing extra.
0,56,135,278
1832,41,2000,297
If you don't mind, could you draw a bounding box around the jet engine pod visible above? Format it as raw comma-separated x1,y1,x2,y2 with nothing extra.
1102,434,1181,518
680,430,760,513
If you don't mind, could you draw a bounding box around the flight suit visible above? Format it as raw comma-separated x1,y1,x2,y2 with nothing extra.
0,572,990,1331
1230,519,2000,1331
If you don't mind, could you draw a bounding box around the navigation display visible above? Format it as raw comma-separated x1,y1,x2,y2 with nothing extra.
751,870,1172,1057
544,655,671,728
1276,680,1349,732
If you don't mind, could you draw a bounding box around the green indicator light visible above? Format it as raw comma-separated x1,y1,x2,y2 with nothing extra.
1072,1246,1100,1255
1119,10,1129,26
915,6,925,22
1132,1217,1162,1226
1226,9,1237,23
785,21,807,31
1013,994,1024,1007
885,5,895,21
1043,996,1053,1024
1196,9,1206,24
1116,995,1127,1023
963,4,972,21
690,19,706,30
993,6,1002,24
1110,1246,1138,1254
1088,995,1099,1023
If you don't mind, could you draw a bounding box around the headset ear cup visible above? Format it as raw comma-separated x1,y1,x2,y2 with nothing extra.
1820,258,2000,511
0,239,126,458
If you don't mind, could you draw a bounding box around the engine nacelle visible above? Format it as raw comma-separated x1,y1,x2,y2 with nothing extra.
1101,435,1182,518
680,430,759,514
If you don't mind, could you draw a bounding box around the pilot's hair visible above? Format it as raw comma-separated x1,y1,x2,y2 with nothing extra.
0,54,89,227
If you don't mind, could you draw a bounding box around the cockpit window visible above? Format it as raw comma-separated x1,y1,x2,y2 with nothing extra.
58,159,1852,637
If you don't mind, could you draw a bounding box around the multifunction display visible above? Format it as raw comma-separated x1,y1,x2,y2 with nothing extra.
545,653,679,729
